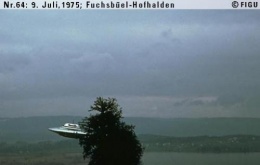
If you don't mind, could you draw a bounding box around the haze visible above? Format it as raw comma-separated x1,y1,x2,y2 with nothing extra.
1,11,260,118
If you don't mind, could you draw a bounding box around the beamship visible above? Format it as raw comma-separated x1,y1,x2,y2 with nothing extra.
132,1,174,9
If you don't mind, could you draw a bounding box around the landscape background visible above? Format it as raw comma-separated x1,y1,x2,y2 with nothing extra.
1,116,260,165
2,116,260,142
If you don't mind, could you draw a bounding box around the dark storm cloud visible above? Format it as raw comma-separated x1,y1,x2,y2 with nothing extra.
0,11,260,117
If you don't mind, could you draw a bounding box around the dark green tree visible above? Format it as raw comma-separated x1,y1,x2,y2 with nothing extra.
79,97,143,165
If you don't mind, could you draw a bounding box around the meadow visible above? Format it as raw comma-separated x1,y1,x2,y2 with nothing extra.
143,152,260,165
1,152,260,165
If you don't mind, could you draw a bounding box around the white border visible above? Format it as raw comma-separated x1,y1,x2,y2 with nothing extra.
0,0,259,9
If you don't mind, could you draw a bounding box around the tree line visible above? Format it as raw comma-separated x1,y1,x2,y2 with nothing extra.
141,134,260,153
2,134,260,155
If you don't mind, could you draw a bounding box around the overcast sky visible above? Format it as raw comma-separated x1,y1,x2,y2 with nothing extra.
1,10,260,118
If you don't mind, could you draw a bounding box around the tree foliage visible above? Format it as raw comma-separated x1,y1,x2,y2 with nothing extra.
79,97,143,165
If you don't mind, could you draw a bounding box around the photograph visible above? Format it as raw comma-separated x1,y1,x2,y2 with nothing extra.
1,1,260,165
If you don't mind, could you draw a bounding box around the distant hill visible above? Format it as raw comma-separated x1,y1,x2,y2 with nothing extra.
139,134,260,153
0,116,83,142
125,117,260,137
2,135,260,154
1,116,260,142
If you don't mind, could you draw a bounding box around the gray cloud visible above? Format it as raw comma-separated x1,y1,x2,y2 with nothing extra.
0,54,30,73
0,11,260,117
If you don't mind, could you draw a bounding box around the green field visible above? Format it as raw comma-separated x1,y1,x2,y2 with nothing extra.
143,152,260,165
1,152,260,165
0,153,87,165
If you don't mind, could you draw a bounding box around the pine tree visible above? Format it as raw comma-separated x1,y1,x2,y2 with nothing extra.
79,97,143,165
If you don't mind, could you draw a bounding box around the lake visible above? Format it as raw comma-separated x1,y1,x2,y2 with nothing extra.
142,152,260,165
